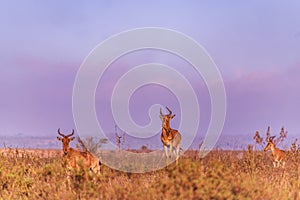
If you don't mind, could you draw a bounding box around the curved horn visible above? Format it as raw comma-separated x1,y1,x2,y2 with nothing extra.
58,128,65,137
166,106,172,116
67,129,74,137
270,136,276,142
160,108,163,116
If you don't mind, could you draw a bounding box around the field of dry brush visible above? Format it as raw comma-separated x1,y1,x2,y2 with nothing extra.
0,148,299,200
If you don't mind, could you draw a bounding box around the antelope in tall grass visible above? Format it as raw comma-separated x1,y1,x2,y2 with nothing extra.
57,129,101,173
264,136,286,168
160,107,182,164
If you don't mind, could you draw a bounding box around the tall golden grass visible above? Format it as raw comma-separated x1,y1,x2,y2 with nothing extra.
0,147,299,200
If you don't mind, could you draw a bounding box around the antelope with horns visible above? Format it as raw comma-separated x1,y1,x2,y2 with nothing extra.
264,136,286,168
160,107,182,164
57,129,101,173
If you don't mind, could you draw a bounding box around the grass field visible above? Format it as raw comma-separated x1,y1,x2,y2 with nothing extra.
0,147,299,200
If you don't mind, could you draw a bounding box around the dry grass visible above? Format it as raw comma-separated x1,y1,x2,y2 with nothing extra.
0,148,299,200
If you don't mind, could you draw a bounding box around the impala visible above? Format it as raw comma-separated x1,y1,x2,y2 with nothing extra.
264,136,286,168
57,129,101,173
160,107,182,164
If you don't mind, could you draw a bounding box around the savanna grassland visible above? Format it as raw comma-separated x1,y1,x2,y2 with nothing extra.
0,147,299,200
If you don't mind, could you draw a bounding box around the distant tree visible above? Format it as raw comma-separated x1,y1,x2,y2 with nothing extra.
140,145,148,152
266,126,271,141
115,125,125,151
253,130,264,150
275,126,288,145
290,138,298,154
253,131,263,145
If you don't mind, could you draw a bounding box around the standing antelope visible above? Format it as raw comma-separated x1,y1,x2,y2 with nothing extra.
57,129,101,173
160,107,182,164
264,136,286,168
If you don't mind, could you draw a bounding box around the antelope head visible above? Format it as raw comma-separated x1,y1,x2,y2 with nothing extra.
264,136,276,152
57,128,75,155
160,106,176,128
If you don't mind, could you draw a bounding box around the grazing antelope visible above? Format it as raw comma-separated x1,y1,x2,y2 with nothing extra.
160,107,182,164
57,129,101,173
264,136,286,168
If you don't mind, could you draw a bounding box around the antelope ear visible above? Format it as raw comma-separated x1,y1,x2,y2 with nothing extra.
160,115,164,121
57,136,62,141
69,137,75,141
171,114,176,119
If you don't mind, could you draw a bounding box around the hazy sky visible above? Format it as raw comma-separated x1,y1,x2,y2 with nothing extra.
0,1,299,149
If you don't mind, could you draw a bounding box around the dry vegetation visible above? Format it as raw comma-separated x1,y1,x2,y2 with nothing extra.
0,146,299,200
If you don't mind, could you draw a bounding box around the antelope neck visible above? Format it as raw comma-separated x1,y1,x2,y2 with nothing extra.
163,122,170,129
162,126,170,137
270,145,276,152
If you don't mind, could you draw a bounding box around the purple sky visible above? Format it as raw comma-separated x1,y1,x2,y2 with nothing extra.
0,1,299,149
